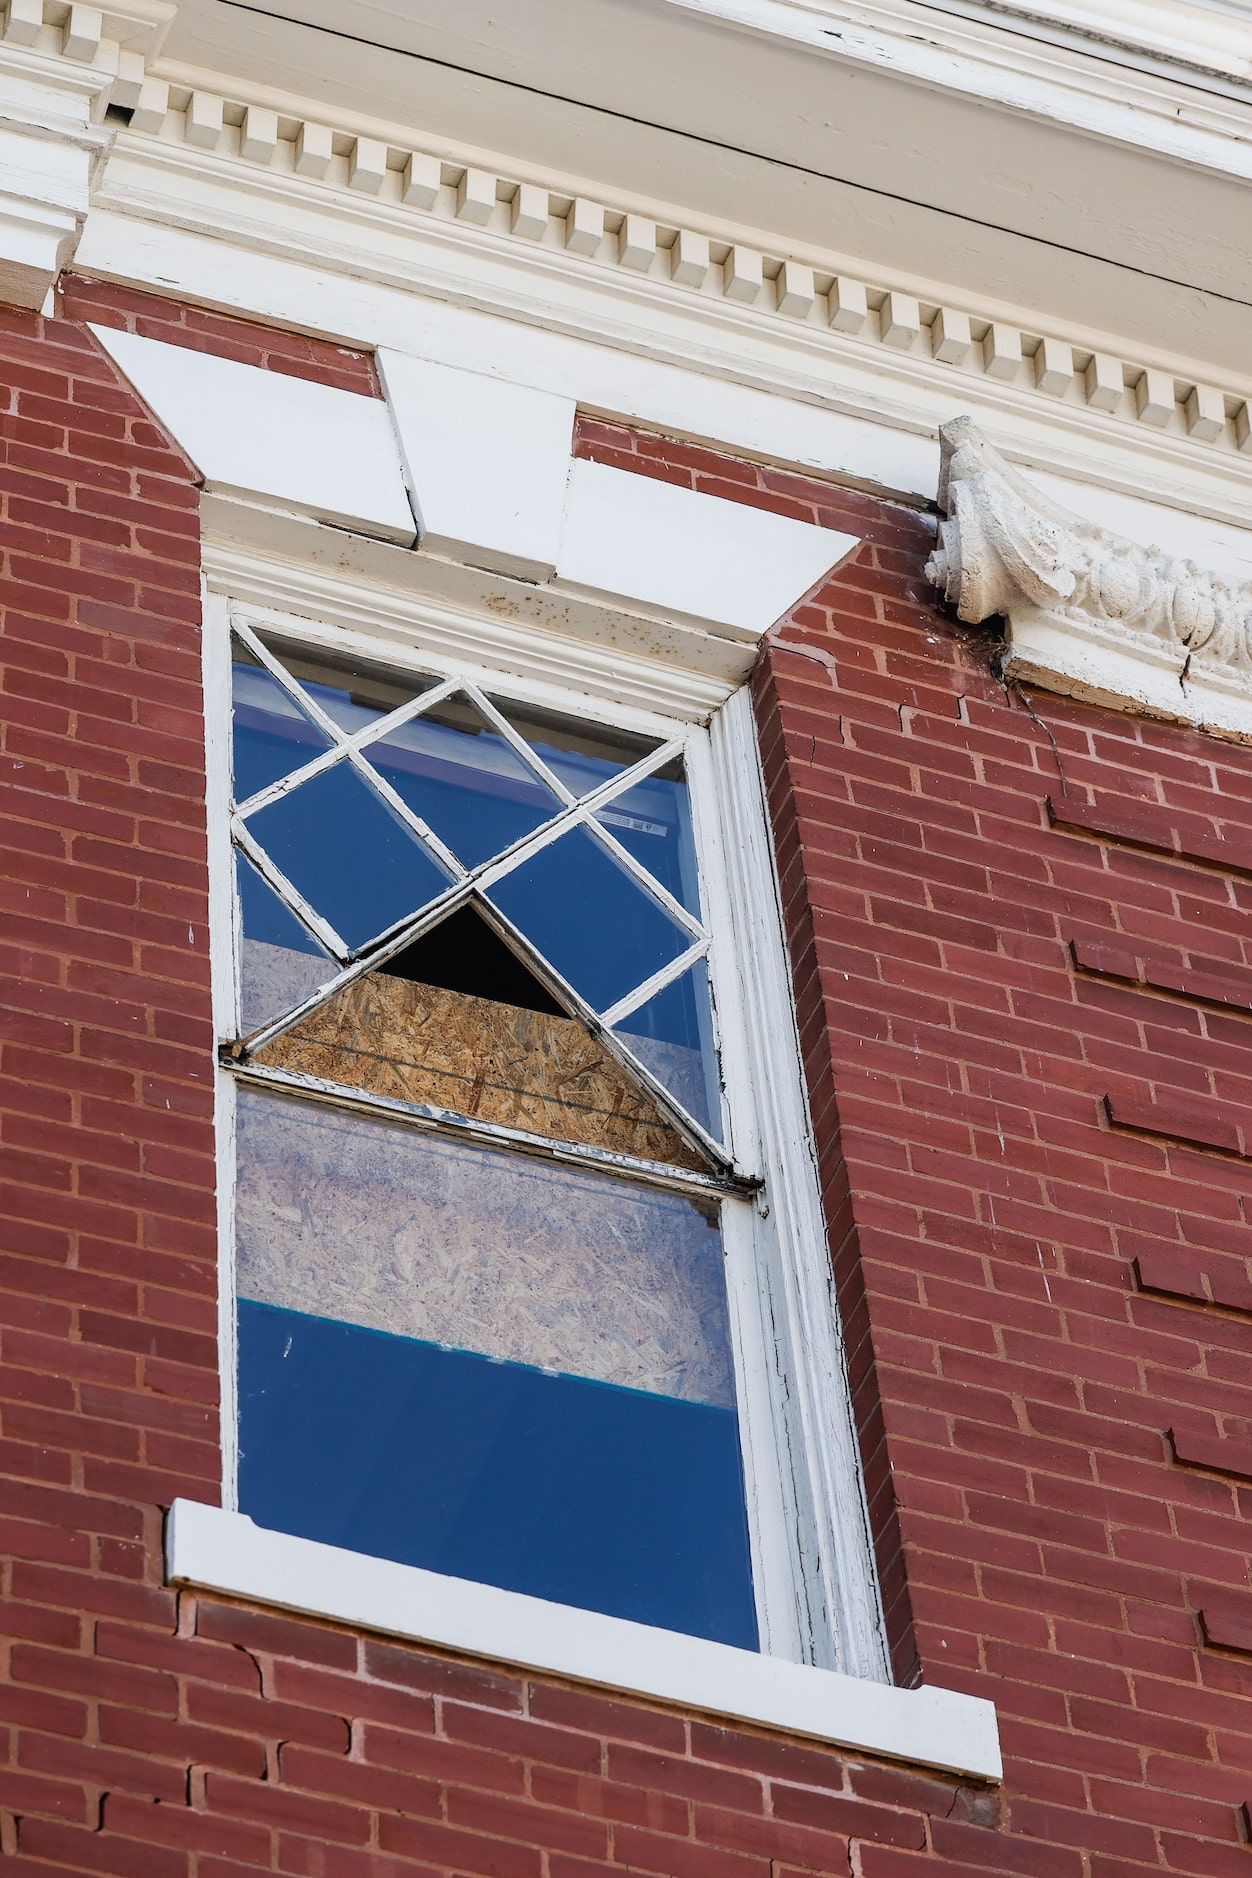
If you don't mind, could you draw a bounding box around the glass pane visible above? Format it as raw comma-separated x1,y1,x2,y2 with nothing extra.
235,1088,757,1648
596,756,701,917
615,958,721,1141
235,851,336,1034
362,693,563,870
245,761,452,951
231,649,333,805
276,645,434,737
497,699,661,799
487,826,691,1015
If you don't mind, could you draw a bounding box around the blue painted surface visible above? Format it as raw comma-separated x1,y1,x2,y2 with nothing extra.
247,762,451,950
615,957,721,1140
231,661,332,803
237,1298,759,1649
488,826,690,1015
367,715,561,871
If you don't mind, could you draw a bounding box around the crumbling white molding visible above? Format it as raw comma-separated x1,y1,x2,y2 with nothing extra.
0,0,172,307
927,416,1252,739
0,54,106,306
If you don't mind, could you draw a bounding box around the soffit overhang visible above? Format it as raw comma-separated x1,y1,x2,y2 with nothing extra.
152,0,1252,367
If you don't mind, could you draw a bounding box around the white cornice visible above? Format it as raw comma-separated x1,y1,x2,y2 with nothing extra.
928,416,1252,739
77,107,1252,525
671,0,1252,92
665,0,1252,162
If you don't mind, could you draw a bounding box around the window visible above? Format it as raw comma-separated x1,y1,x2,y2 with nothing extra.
215,610,887,1677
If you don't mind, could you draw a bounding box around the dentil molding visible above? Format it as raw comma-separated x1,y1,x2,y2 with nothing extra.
928,417,1252,740
5,0,1252,485
0,0,172,304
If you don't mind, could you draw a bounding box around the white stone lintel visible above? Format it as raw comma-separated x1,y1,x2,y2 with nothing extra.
91,327,860,661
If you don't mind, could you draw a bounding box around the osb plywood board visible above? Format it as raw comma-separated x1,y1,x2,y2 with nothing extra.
252,968,706,1170
234,1086,734,1406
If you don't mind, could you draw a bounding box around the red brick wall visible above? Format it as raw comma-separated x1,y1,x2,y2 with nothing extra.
3,328,1250,1876
61,279,380,396
751,493,1252,1872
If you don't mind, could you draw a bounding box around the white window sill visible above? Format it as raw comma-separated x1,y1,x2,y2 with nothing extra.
167,1501,1001,1781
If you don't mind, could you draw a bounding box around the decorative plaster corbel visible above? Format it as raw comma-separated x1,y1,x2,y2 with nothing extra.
927,416,1252,740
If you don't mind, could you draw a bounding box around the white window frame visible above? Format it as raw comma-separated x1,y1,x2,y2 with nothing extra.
188,574,1000,1778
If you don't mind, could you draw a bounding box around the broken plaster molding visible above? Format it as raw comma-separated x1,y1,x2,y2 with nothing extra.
0,0,174,305
927,416,1252,740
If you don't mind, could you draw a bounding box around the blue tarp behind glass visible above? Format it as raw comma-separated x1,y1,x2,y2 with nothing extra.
238,1306,756,1646
286,657,429,736
487,826,692,1015
234,1090,757,1648
235,851,335,1033
231,652,333,805
244,762,452,951
363,694,564,871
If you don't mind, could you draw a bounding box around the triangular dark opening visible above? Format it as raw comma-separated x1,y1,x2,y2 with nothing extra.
252,900,712,1172
379,903,564,1017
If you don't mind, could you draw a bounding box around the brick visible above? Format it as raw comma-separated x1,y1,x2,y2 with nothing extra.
3,363,1252,1878
196,1600,360,1670
1169,1425,1252,1481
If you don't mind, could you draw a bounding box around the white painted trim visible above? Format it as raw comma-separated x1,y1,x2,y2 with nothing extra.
166,1498,1001,1781
704,690,890,1681
74,211,1252,545
78,99,1252,478
376,350,576,581
92,61,1252,421
89,326,859,654
557,458,859,636
201,590,240,1509
201,521,758,716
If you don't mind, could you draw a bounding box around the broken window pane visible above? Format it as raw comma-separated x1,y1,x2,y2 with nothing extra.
250,922,709,1170
615,957,721,1141
487,825,691,1015
235,1086,757,1646
231,646,333,805
595,755,701,917
244,761,452,951
385,903,565,1016
236,852,336,1034
361,693,564,870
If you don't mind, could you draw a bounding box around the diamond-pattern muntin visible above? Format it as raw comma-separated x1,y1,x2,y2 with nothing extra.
229,632,719,1140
